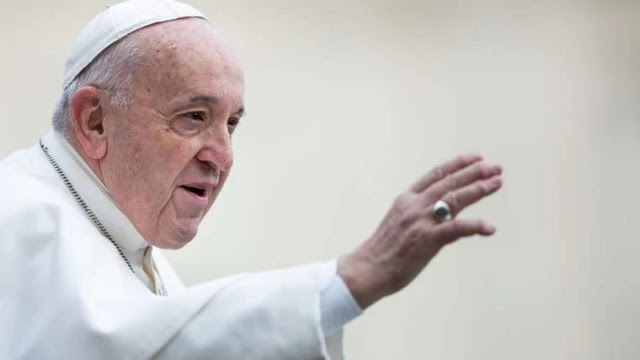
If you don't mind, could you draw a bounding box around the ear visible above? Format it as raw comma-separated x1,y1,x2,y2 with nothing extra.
70,86,109,160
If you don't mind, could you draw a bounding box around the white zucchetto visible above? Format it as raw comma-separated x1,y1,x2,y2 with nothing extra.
62,0,205,90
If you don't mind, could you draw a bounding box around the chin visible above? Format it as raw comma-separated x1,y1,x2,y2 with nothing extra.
154,222,200,249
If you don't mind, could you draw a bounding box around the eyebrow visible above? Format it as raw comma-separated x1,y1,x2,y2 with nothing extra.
188,96,218,105
186,96,246,117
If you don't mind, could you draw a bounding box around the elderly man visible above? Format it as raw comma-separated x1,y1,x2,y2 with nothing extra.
0,0,503,359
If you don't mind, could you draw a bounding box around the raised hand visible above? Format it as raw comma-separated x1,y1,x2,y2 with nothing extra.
338,153,503,309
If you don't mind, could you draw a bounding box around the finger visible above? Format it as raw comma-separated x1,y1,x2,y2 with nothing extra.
430,218,496,245
409,153,483,194
441,175,503,217
425,161,502,203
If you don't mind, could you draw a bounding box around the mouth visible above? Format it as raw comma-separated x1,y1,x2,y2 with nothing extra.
181,185,207,197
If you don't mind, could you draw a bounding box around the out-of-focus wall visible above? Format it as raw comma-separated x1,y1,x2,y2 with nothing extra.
1,0,638,359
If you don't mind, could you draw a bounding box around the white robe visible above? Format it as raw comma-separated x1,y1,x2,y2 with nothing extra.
0,132,360,359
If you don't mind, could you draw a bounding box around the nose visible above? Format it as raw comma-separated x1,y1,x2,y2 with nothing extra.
195,127,233,172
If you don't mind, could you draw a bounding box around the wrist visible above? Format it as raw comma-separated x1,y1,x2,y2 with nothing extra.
337,249,388,309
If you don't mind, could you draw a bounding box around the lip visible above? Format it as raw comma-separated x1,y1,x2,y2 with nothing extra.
179,181,217,205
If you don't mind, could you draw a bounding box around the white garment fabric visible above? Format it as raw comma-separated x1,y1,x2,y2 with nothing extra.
0,131,361,359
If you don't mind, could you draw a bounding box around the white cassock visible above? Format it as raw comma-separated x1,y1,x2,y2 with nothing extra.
0,131,362,359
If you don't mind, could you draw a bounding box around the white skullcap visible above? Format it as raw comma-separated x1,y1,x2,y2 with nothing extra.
62,0,206,90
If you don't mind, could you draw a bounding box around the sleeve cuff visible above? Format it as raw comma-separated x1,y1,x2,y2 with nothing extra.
320,260,363,336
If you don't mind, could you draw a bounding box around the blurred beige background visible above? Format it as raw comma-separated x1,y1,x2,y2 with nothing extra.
1,0,639,359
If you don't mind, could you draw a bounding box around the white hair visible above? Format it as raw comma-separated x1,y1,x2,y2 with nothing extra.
52,35,144,139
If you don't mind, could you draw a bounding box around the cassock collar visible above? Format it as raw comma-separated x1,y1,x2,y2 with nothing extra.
41,131,149,253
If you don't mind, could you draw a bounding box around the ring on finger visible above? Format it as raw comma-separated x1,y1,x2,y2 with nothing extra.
433,200,452,221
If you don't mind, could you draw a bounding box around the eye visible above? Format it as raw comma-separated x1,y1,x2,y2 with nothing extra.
185,111,206,121
227,118,240,134
228,117,240,127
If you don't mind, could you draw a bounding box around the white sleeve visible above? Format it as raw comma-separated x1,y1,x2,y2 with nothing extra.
153,261,349,360
320,263,363,336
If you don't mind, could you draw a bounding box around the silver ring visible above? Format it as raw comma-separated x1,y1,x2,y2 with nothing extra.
433,200,452,221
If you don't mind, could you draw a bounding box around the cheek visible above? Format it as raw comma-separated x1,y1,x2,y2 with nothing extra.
112,129,198,201
145,142,198,189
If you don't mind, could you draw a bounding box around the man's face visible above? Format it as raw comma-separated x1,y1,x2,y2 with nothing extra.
99,19,244,249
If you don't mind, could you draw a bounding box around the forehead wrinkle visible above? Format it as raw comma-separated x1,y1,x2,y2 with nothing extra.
211,40,243,85
123,19,244,111
131,20,228,77
190,95,218,105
